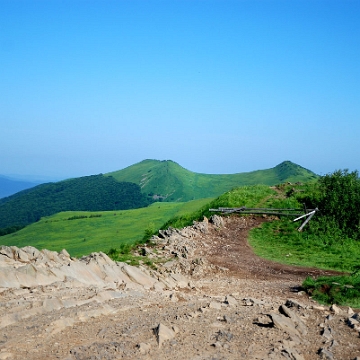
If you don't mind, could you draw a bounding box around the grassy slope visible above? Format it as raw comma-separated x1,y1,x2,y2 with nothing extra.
0,198,212,257
249,220,360,272
107,159,318,202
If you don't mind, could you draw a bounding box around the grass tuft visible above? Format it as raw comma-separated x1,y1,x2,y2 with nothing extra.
302,275,360,308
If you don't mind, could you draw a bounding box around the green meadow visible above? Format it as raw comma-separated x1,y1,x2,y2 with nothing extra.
1,198,212,257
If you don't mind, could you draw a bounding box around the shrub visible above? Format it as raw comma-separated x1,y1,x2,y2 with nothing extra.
317,169,360,239
291,170,360,240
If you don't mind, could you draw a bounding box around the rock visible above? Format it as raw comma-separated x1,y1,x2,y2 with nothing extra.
137,342,151,354
121,264,156,288
43,297,63,312
242,297,264,306
0,246,16,260
319,348,334,360
209,215,224,228
281,344,305,360
172,325,180,334
223,315,234,323
270,313,301,337
285,299,306,309
155,323,175,347
193,217,208,233
211,341,222,348
321,326,334,341
215,330,233,342
169,293,178,302
347,317,360,329
76,305,117,323
209,301,222,310
330,304,341,315
225,295,237,306
279,305,307,335
41,249,61,263
153,281,166,292
13,248,30,263
46,317,76,336
159,227,177,239
169,273,188,288
59,249,70,258
329,339,338,350
139,247,152,256
150,235,167,245
254,314,273,326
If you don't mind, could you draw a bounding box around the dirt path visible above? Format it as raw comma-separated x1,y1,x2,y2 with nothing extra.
205,215,341,281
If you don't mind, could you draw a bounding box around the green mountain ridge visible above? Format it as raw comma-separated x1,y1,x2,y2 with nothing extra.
0,159,317,230
107,159,318,202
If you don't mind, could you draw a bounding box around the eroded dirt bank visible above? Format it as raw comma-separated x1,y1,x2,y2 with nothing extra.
0,215,359,360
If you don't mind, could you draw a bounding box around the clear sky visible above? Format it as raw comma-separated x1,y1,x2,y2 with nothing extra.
1,0,359,180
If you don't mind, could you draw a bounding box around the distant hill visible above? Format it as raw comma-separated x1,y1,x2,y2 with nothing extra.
0,175,38,199
0,175,151,229
107,159,318,202
0,160,317,231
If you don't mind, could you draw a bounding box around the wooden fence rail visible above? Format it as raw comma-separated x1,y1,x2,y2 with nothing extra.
209,206,319,231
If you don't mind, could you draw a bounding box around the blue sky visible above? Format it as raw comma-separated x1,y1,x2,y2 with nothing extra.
1,0,359,180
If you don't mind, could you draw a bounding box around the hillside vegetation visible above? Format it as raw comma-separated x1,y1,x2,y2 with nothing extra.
0,159,317,231
0,175,151,229
107,159,318,202
0,198,212,257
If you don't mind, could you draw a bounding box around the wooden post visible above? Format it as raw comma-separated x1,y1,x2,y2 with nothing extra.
297,208,318,231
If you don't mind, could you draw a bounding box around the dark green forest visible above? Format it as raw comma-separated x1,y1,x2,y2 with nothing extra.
0,175,152,230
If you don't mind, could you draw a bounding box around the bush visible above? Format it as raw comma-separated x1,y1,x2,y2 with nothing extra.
317,169,360,239
143,222,156,241
291,170,360,240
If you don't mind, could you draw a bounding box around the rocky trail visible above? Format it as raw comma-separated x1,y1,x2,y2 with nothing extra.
0,215,359,360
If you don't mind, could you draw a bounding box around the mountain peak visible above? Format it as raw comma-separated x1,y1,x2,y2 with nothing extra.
107,159,318,202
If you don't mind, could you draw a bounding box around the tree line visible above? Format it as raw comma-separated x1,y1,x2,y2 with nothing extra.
0,175,153,232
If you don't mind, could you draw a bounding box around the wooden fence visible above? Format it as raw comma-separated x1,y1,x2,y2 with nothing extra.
209,206,319,231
